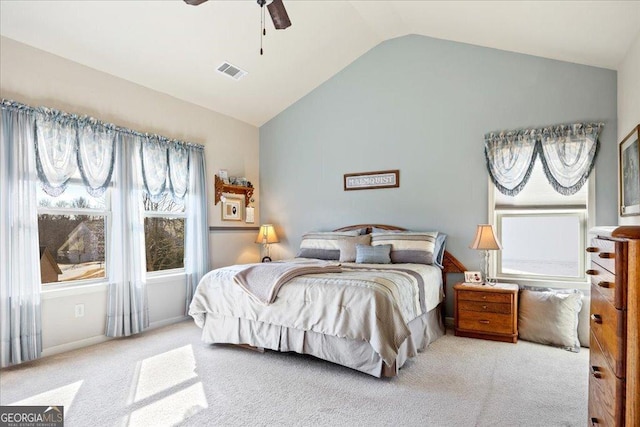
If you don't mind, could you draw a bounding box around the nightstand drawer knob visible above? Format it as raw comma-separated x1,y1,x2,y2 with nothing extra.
590,417,599,426
590,366,602,379
591,314,603,324
482,305,488,309
478,320,490,324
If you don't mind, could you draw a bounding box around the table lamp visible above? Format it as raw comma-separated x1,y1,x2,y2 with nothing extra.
255,224,279,262
469,224,502,285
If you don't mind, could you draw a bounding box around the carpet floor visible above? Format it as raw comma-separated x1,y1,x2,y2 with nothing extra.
0,320,588,426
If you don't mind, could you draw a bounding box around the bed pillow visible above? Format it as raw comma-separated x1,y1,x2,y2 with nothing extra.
518,289,583,352
370,231,438,264
337,234,372,262
355,244,391,264
297,230,360,260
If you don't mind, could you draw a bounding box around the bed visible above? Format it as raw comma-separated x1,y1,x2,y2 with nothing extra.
189,224,466,377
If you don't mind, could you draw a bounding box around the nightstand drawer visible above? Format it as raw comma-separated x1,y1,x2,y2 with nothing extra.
457,290,512,304
458,311,514,335
458,300,512,314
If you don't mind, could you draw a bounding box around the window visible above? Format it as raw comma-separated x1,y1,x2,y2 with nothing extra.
37,174,109,285
491,162,593,283
143,193,185,273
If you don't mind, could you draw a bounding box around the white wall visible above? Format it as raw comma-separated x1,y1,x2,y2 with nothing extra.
618,30,640,226
0,36,261,355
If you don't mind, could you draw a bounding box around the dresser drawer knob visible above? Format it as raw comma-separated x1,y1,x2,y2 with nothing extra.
586,247,599,253
598,252,615,259
482,305,488,309
478,320,490,324
590,366,602,379
586,269,598,276
482,296,487,300
591,314,603,324
597,281,613,289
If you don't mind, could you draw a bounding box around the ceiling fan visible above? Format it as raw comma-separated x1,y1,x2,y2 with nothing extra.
184,0,292,30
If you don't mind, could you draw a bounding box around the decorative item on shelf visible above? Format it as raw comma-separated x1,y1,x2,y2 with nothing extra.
464,271,482,284
469,224,502,286
255,224,279,262
218,169,229,184
619,124,639,216
214,174,254,207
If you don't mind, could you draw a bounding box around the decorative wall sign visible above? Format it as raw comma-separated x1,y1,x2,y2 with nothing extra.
620,124,640,216
222,195,243,221
344,169,399,191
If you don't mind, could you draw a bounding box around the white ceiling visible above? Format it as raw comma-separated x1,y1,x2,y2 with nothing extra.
1,1,639,127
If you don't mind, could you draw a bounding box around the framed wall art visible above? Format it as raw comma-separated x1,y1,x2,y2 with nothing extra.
343,169,399,191
221,195,243,221
620,124,640,216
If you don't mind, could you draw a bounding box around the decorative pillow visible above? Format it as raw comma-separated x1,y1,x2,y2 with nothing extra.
370,231,438,264
520,285,590,348
355,244,391,264
337,234,372,262
518,289,583,352
297,230,360,260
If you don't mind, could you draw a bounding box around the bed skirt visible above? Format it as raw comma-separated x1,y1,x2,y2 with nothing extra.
199,305,445,377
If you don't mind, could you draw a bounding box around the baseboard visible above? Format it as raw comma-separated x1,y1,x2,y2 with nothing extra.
42,335,112,358
445,316,454,328
41,316,190,358
148,315,190,330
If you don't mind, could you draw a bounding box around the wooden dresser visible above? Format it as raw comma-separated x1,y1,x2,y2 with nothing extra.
586,226,640,426
454,282,519,343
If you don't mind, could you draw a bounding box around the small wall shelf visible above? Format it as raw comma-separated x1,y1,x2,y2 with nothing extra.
214,174,254,207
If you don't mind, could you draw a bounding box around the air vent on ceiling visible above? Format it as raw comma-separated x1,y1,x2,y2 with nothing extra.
217,62,248,81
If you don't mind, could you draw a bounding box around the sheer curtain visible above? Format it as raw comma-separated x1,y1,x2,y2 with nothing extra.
106,133,149,337
0,103,42,368
184,147,209,314
485,122,603,196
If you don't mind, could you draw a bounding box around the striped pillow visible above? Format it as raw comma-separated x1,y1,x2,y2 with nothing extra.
371,231,439,265
297,230,360,260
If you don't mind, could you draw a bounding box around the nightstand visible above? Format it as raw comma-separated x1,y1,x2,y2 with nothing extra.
454,282,519,343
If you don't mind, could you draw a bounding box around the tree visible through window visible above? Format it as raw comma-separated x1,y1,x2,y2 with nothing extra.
143,193,185,272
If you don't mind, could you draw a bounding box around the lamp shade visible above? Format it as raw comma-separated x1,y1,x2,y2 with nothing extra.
469,224,502,250
255,224,279,244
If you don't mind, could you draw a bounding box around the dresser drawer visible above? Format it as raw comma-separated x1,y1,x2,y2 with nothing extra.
458,300,512,314
590,284,626,378
457,290,512,304
588,332,625,426
457,311,514,335
587,238,616,275
588,261,625,310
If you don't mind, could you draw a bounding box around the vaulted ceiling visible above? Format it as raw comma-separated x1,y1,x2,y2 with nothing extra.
1,1,639,126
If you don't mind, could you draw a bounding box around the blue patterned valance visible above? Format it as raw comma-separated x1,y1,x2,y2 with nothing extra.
2,99,202,200
485,122,603,196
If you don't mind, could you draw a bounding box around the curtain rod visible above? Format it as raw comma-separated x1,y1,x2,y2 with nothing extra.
1,98,205,150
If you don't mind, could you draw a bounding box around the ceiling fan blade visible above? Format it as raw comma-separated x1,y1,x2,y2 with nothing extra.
184,0,209,5
267,0,292,30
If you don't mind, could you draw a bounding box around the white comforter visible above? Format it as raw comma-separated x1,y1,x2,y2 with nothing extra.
189,260,443,365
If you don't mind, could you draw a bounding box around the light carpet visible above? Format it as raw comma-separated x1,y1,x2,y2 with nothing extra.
0,320,588,426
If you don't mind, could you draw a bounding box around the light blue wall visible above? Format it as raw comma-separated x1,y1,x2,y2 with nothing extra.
259,35,617,314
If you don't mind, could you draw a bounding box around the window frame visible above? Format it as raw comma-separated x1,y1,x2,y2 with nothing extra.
37,180,111,289
488,171,595,289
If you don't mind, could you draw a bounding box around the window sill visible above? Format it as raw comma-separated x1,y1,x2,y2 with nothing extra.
495,276,590,291
41,281,108,299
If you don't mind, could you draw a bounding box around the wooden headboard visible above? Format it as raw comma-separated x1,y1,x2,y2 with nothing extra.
333,224,467,291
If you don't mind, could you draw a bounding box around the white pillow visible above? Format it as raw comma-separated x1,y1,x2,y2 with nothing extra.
518,289,583,352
